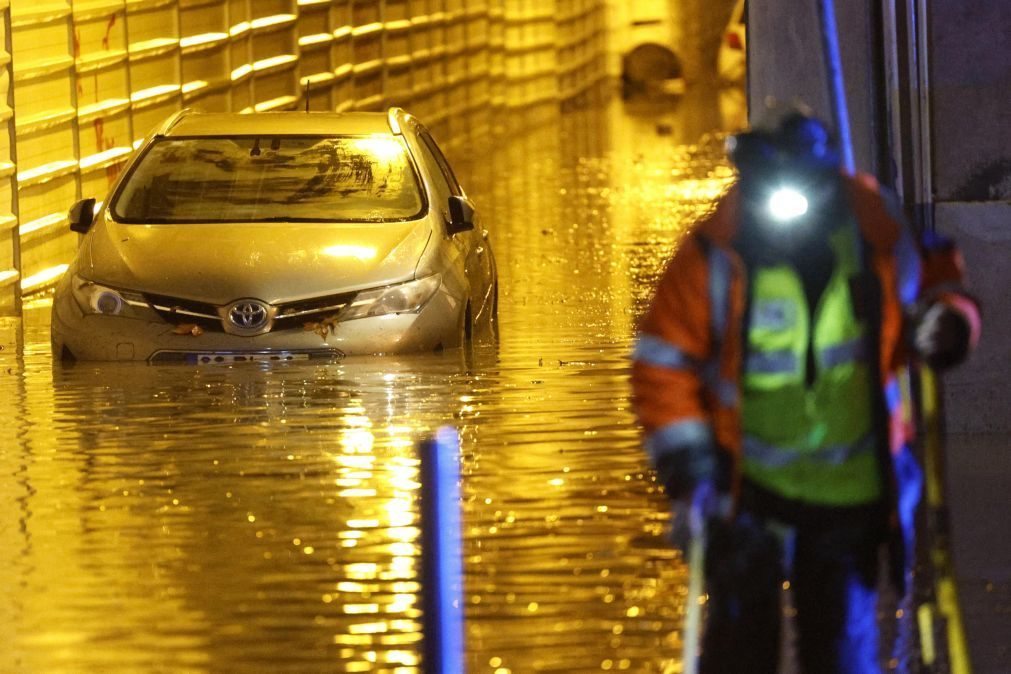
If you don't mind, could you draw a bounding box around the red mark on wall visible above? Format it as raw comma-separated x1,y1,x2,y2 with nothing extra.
102,14,117,51
94,117,123,186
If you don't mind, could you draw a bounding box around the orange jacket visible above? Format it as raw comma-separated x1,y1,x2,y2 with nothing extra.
631,172,980,580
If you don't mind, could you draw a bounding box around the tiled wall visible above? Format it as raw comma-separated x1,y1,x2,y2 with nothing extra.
0,0,608,313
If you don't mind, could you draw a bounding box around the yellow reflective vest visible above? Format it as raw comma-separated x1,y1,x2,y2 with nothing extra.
741,223,881,505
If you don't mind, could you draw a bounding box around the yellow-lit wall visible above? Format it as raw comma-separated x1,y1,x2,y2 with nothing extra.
0,0,608,314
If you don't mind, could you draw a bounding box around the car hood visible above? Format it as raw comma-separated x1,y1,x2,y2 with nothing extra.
83,217,433,304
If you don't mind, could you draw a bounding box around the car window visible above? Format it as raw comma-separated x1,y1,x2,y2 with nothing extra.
419,131,463,197
111,135,426,223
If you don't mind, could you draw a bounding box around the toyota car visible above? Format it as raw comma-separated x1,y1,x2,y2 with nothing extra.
51,109,496,363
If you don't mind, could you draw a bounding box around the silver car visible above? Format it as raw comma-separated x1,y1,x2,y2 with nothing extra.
51,108,497,363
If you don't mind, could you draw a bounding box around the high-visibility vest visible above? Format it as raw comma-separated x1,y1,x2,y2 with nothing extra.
741,223,882,505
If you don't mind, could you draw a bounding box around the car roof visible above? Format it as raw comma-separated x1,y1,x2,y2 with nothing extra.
160,111,399,137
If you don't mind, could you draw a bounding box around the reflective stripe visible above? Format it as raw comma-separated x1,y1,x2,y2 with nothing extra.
743,433,876,469
646,419,715,484
646,419,713,457
632,334,697,370
705,245,738,408
632,334,739,408
746,349,799,375
752,299,797,330
885,376,903,414
713,378,740,408
820,337,866,369
708,246,732,340
700,357,740,408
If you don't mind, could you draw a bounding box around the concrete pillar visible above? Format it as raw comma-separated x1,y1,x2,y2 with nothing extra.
928,1,1011,434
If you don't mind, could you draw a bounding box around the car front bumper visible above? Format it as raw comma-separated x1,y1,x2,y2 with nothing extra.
51,288,464,362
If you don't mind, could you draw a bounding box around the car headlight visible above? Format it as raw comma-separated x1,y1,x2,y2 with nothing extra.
341,274,442,321
70,275,129,316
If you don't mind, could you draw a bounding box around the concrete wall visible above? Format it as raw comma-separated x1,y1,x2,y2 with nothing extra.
606,0,735,81
746,0,881,175
929,1,1011,433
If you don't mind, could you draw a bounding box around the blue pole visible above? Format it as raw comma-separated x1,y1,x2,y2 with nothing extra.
419,427,465,674
817,0,856,175
816,0,864,271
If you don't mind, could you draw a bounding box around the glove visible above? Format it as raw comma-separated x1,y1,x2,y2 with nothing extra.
914,303,971,370
668,480,728,552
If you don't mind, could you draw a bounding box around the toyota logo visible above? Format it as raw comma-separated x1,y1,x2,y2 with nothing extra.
227,301,269,331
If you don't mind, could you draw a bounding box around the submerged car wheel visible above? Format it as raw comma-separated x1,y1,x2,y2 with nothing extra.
464,302,474,343
477,281,499,341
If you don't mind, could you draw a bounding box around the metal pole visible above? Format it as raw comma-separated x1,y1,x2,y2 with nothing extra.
4,3,21,318
816,0,855,175
918,368,973,674
682,529,705,674
815,0,865,270
419,427,465,674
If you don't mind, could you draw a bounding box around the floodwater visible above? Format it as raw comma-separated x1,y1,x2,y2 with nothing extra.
0,91,740,673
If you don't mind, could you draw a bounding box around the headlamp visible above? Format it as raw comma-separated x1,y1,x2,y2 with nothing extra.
767,187,809,222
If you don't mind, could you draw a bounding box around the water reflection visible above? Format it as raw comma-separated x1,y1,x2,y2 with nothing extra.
0,89,738,672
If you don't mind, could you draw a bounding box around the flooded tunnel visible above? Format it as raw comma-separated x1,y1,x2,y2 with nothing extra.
1,0,1009,672
1,88,744,671
0,0,742,668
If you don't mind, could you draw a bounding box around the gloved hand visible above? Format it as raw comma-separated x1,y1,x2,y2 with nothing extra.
914,303,971,370
668,480,728,552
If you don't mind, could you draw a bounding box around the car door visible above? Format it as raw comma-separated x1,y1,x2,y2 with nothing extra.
415,130,492,320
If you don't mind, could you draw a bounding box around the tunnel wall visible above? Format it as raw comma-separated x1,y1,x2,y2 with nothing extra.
605,0,735,83
0,0,609,314
745,0,881,175
928,1,1011,433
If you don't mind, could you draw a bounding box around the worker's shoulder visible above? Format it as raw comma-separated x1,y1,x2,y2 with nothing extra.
693,184,740,246
845,171,907,247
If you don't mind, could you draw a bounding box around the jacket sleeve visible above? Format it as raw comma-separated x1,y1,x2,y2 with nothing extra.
885,190,982,362
631,234,717,499
917,232,981,353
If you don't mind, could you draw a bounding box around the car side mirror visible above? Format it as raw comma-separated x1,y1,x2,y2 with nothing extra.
447,195,475,235
69,198,97,234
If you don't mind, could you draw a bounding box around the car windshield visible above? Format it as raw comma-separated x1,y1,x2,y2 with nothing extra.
111,135,425,223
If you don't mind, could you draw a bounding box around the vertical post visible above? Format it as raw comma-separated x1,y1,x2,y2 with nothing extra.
816,0,855,175
917,368,972,674
682,531,705,674
816,0,864,270
3,3,21,317
419,426,465,674
911,0,934,233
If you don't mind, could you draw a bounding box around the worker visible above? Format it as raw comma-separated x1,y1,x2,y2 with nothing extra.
630,109,981,673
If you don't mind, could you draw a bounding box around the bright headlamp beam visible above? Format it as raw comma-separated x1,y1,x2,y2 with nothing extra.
768,187,809,222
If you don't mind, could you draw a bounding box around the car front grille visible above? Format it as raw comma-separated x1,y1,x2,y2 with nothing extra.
141,291,357,333
144,293,224,332
274,292,357,327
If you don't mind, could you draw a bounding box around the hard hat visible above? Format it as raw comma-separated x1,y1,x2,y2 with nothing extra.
727,109,841,174
727,108,842,225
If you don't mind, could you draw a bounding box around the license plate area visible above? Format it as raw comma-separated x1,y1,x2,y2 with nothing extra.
150,350,344,365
